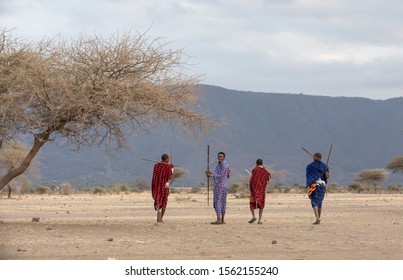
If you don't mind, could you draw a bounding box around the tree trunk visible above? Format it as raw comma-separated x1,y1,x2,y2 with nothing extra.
0,134,48,191
7,184,12,198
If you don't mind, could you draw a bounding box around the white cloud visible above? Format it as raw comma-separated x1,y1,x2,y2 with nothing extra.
1,0,402,99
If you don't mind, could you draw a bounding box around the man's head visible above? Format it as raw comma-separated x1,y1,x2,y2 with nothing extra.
313,152,322,161
161,154,169,162
256,159,263,166
217,152,225,163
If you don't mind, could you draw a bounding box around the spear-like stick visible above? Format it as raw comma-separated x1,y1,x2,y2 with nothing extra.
141,158,158,163
207,144,210,207
142,158,182,168
326,144,333,167
301,147,314,157
324,144,333,196
170,144,174,185
170,144,173,165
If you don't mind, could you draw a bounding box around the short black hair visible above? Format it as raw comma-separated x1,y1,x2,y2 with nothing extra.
161,154,169,161
314,153,322,160
217,152,225,158
256,159,263,165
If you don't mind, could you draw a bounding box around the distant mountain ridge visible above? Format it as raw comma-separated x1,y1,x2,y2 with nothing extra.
36,84,403,187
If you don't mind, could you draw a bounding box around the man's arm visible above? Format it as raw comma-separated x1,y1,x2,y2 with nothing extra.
324,170,330,180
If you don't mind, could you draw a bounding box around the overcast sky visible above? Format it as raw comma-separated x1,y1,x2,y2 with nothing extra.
1,0,403,100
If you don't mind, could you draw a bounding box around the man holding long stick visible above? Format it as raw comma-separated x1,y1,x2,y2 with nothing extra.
206,152,230,224
306,152,329,225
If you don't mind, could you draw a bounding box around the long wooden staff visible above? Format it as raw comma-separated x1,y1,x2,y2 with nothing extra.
324,144,333,196
326,144,333,166
141,158,158,163
207,144,210,207
301,147,314,157
170,144,174,184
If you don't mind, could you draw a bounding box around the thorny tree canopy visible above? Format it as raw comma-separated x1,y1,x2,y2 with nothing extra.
386,156,403,173
0,28,212,146
355,169,388,186
0,28,213,190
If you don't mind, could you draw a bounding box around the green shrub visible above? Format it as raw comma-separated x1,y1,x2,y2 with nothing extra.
190,187,202,193
348,182,364,193
228,183,241,194
60,182,75,195
93,187,105,194
35,186,50,195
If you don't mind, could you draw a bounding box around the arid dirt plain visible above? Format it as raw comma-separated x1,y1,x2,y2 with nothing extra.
0,192,402,260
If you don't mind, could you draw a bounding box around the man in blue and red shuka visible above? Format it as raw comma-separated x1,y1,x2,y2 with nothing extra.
306,152,329,225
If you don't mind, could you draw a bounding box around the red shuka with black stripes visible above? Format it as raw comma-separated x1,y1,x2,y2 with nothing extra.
151,162,173,210
249,166,270,209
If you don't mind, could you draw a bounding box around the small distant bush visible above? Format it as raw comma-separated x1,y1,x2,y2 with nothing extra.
386,184,402,193
99,183,130,194
327,183,344,193
20,177,32,194
115,183,129,193
348,182,364,193
190,187,202,194
35,186,50,195
282,187,291,193
130,187,142,193
228,183,241,194
230,183,249,198
170,187,181,194
133,179,149,191
268,184,283,193
93,187,105,194
60,182,75,195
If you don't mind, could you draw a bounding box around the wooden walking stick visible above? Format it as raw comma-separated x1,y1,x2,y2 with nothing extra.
170,144,173,165
326,144,333,167
301,147,314,157
324,144,333,196
170,144,174,185
141,158,158,163
207,144,210,207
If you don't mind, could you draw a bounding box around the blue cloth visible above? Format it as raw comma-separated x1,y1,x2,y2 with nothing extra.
306,160,328,186
310,183,326,208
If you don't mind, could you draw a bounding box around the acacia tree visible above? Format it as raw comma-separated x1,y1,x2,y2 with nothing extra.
355,168,388,194
386,156,403,174
0,28,213,191
0,141,37,197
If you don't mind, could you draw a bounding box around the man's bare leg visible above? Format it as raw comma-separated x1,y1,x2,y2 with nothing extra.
221,213,226,224
249,210,257,223
258,209,263,224
157,209,162,222
160,208,166,222
211,214,221,224
313,206,321,224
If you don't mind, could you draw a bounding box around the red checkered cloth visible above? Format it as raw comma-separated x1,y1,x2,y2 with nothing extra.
249,166,270,209
151,162,173,210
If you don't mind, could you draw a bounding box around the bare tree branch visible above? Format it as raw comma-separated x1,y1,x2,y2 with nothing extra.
0,28,214,190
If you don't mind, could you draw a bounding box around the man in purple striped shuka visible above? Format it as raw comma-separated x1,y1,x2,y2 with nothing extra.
206,152,230,224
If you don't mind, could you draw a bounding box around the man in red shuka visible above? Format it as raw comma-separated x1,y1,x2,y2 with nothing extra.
249,159,271,224
151,154,174,222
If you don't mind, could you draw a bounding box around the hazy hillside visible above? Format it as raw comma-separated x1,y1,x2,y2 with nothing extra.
35,85,403,187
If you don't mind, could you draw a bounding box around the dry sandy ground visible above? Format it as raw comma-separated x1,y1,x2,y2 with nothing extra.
0,192,402,260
